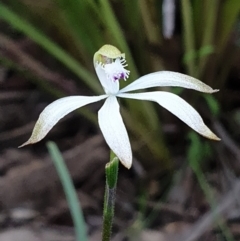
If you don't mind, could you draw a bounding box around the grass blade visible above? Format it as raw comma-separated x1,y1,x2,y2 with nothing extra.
47,141,88,241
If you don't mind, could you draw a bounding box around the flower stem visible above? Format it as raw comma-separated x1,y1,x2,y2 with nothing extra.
102,152,119,241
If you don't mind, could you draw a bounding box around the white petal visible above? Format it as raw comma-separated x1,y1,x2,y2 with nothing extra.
19,95,107,147
95,63,119,94
118,92,220,141
119,71,219,93
98,96,132,168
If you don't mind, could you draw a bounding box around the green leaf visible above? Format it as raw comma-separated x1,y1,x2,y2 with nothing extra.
47,142,88,241
218,0,240,50
204,94,220,117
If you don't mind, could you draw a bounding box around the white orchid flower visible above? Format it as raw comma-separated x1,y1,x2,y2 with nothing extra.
20,45,220,169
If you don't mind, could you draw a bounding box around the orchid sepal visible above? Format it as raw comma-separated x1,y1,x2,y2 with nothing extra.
19,95,107,148
119,71,219,94
117,92,220,141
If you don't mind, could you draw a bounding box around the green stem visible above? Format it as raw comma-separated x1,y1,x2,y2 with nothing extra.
181,0,197,76
102,152,119,241
196,0,219,78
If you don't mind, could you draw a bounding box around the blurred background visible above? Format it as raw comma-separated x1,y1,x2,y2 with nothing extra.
0,0,240,240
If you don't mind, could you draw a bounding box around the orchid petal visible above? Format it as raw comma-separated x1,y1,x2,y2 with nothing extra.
98,96,132,168
19,95,107,147
118,92,220,141
119,71,218,93
95,63,119,94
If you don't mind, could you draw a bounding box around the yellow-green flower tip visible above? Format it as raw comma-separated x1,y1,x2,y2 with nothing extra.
94,44,125,65
98,44,125,59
